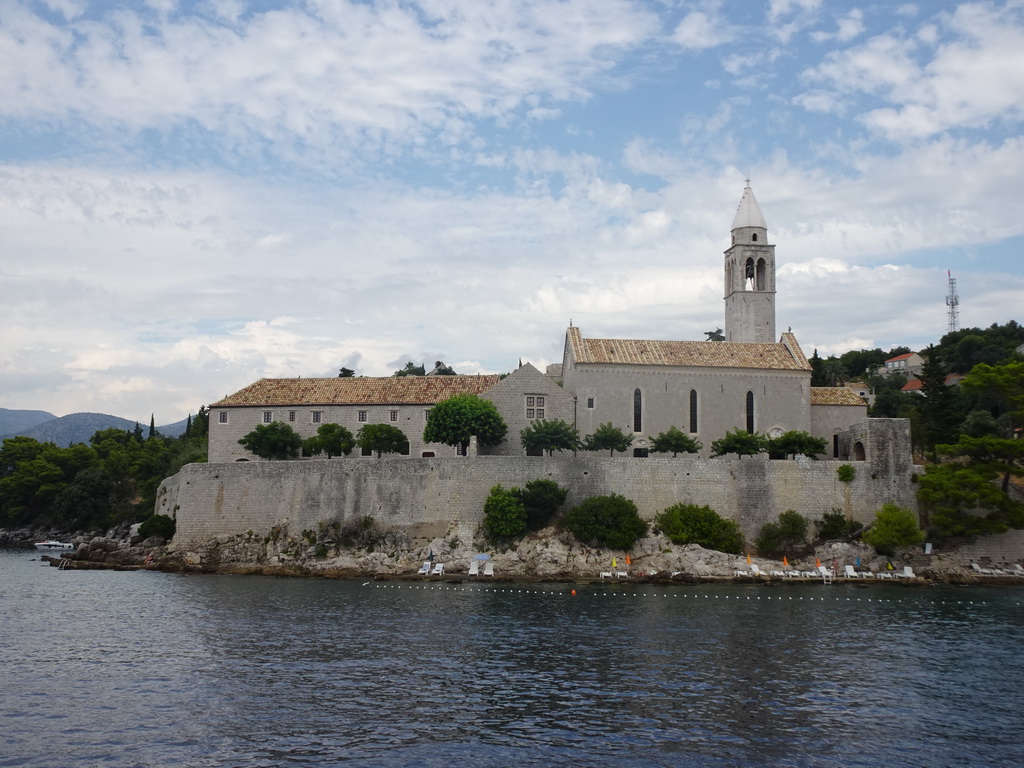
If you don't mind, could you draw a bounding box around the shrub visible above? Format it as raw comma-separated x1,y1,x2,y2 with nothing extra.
513,479,569,532
483,484,527,541
837,464,856,482
862,503,925,555
756,510,809,557
139,513,176,541
560,494,648,550
655,503,743,554
815,509,861,542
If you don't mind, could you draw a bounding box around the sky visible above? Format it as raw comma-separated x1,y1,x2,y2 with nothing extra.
2,0,1023,423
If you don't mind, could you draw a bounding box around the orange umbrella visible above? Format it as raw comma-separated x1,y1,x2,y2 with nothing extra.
816,557,821,567
783,555,789,566
625,554,631,566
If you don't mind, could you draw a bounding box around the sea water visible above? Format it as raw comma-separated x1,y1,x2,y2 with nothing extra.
2,549,1023,767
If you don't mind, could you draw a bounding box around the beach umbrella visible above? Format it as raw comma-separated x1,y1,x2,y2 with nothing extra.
626,554,631,566
473,553,491,560
612,557,617,568
816,557,821,567
747,554,751,564
783,555,789,566
856,555,861,567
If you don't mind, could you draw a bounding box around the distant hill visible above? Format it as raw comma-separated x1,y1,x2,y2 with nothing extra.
1,412,190,448
0,408,56,436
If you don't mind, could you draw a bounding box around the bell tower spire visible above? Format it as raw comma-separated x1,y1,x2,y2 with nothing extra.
724,181,776,343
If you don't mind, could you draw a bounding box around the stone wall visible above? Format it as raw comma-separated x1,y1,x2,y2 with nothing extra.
159,447,918,551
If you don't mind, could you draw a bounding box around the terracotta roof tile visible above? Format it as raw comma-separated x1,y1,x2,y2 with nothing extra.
811,387,868,406
568,329,809,371
212,375,502,407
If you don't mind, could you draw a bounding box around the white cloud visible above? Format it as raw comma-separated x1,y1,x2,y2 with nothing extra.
672,10,735,51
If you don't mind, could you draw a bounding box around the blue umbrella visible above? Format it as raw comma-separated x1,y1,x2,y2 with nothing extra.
855,555,861,567
473,553,491,560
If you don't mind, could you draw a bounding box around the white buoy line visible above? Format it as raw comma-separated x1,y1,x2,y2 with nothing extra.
363,583,1005,606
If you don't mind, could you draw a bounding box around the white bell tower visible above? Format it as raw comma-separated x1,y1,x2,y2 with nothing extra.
724,182,776,343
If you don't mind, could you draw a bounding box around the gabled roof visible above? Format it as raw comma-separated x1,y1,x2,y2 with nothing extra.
212,375,501,407
811,387,869,406
566,326,810,371
901,378,924,392
886,352,917,363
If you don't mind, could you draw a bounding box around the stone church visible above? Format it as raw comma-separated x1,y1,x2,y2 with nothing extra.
208,184,873,463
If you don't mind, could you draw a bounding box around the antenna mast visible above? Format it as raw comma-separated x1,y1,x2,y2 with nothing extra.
945,270,959,334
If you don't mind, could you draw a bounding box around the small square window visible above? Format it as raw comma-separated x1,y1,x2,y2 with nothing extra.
218,411,228,424
536,408,544,418
390,410,399,422
587,397,595,409
526,408,535,419
312,411,322,423
263,411,273,423
289,411,296,422
358,411,367,423
526,396,535,407
536,396,545,407
424,409,432,420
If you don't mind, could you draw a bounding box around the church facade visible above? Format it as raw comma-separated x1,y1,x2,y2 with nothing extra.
209,184,877,463
558,184,867,458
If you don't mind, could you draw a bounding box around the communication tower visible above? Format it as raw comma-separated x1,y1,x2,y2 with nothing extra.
946,270,959,335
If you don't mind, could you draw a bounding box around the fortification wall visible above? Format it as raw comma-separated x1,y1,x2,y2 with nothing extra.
158,451,918,551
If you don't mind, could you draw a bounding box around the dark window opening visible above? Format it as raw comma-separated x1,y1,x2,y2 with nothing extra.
633,388,642,432
745,391,754,433
689,390,698,433
833,434,840,458
633,448,648,458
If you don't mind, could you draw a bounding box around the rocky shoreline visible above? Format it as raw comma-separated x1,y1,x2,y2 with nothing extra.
7,524,1024,586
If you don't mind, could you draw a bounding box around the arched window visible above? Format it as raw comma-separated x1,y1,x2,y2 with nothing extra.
755,258,767,291
689,390,698,433
633,388,642,433
853,441,866,461
833,433,840,458
745,391,754,433
752,233,758,242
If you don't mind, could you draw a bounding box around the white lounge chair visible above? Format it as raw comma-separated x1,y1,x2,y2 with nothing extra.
483,562,494,577
770,569,786,578
416,561,431,575
843,565,863,578
431,563,445,576
750,564,762,576
616,571,628,578
468,560,480,576
818,565,833,584
875,571,893,579
600,571,612,578
903,566,916,578
970,562,994,575
1012,564,1024,576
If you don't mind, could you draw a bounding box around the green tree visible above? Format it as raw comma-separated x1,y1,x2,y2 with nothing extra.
520,419,580,456
815,509,861,542
822,357,848,386
304,423,355,458
768,430,827,460
961,360,1024,428
237,422,303,460
809,349,827,387
916,463,1023,539
581,422,633,456
655,503,743,553
513,479,569,531
430,360,457,375
560,494,648,549
711,428,768,458
756,510,809,557
862,503,925,554
356,423,409,458
650,426,702,457
423,394,507,453
483,484,527,541
917,346,960,451
338,367,356,377
393,361,426,377
139,513,176,541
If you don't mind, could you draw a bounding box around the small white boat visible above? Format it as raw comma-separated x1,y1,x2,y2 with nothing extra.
34,540,75,553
